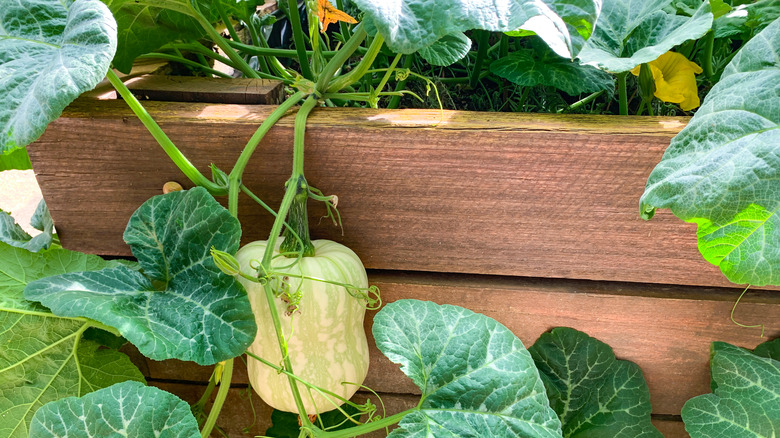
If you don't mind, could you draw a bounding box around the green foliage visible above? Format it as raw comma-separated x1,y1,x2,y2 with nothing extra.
577,0,712,72
373,299,563,437
24,187,256,365
0,243,144,438
0,200,54,252
491,41,614,95
0,148,32,171
266,405,361,437
529,328,662,438
0,0,117,153
417,33,473,66
29,381,200,438
640,18,780,286
682,342,780,437
351,0,599,60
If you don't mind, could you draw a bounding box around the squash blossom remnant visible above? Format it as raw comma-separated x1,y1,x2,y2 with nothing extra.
630,51,703,111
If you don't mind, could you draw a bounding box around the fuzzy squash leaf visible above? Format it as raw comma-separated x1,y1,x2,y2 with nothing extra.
29,381,199,438
491,43,614,95
681,342,780,437
418,33,472,66
0,200,54,252
640,18,780,286
373,299,563,437
351,0,599,60
577,0,712,72
0,0,117,153
0,148,32,171
0,243,144,438
529,328,662,437
24,187,257,365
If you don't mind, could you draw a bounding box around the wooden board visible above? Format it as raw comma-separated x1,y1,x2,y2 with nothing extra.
123,75,284,104
124,272,779,418
29,98,758,290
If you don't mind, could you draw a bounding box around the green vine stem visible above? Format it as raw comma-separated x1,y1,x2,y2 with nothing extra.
228,91,306,217
190,6,259,79
106,70,227,195
287,0,315,80
617,72,628,116
214,0,241,43
200,359,234,438
702,30,715,81
470,30,490,88
326,33,384,93
137,54,233,78
315,25,367,93
387,55,415,109
558,90,604,113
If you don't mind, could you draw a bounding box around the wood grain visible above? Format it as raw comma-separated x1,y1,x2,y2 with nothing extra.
123,75,284,104
127,272,779,417
28,98,752,290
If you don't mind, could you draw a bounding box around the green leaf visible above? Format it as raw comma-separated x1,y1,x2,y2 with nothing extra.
29,381,199,438
0,0,117,153
0,148,32,171
753,338,780,362
0,243,144,438
577,0,713,72
351,0,600,60
417,33,472,66
373,299,563,438
0,200,54,252
682,342,780,437
529,328,662,438
24,187,257,365
490,43,614,95
640,18,780,286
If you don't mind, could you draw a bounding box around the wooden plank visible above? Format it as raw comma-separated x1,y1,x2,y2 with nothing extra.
123,75,284,104
127,273,780,417
29,99,754,290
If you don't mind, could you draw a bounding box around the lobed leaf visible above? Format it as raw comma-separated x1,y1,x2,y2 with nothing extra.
29,381,199,438
373,299,563,438
0,200,54,252
640,18,780,286
577,0,712,72
25,187,257,365
0,0,117,153
529,328,662,437
0,243,144,438
682,342,780,437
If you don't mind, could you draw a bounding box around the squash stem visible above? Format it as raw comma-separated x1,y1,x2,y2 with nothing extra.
200,359,233,438
617,72,628,115
326,34,384,93
106,69,226,195
315,25,367,94
287,0,315,80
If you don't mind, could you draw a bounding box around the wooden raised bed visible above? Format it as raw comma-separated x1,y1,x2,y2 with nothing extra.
28,78,780,437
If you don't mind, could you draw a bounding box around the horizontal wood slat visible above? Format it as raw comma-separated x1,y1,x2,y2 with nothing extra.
29,98,752,290
123,75,284,104
125,272,779,419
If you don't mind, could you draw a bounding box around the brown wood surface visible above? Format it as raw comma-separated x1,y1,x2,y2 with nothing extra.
123,75,284,104
126,272,779,418
29,98,757,290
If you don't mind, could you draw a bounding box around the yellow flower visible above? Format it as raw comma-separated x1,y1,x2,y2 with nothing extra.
631,52,703,111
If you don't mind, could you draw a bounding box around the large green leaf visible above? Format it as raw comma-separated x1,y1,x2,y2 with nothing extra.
0,148,32,171
490,43,614,95
0,243,144,438
351,0,599,60
577,0,712,72
640,18,780,286
29,381,200,438
529,328,662,438
373,299,563,437
417,33,472,66
0,200,54,252
682,342,780,437
24,187,257,365
754,338,780,362
0,0,117,153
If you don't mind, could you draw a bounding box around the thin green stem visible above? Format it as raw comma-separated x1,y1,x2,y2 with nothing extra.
191,8,259,79
200,359,233,438
287,0,314,80
214,0,240,43
137,54,232,78
315,25,367,94
617,72,628,116
228,91,306,216
558,90,604,113
470,30,490,88
315,409,416,438
244,18,271,75
326,33,384,93
169,42,236,69
106,69,226,195
293,96,318,175
371,54,402,107
703,30,715,81
499,33,509,58
516,86,531,112
335,0,352,41
387,55,415,109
